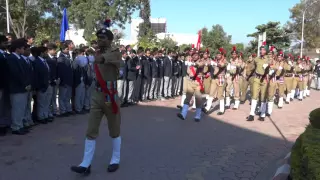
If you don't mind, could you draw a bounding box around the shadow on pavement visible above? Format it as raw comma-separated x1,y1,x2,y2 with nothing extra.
0,104,292,180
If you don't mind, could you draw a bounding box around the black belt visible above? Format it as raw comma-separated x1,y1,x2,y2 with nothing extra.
285,74,293,77
254,73,264,79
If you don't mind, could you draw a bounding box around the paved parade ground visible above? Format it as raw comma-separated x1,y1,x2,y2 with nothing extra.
0,91,319,180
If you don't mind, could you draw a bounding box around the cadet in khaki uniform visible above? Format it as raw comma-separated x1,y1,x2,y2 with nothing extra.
283,54,294,104
265,46,277,117
234,52,245,109
203,49,212,97
71,19,122,175
302,57,311,97
247,42,270,122
291,56,304,101
240,53,256,104
274,51,285,109
305,57,313,97
290,56,298,101
177,52,205,122
225,46,239,109
203,48,227,115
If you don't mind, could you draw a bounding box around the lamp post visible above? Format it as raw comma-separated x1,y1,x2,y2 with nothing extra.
6,0,9,33
300,0,319,57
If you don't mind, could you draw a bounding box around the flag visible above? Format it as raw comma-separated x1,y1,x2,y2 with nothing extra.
60,8,69,42
196,30,202,50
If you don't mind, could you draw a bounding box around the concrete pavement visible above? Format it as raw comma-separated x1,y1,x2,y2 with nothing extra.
0,90,318,180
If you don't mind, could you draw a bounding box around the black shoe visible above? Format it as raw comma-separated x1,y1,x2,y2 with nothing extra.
202,108,209,114
240,101,245,104
177,113,185,120
47,117,54,122
232,108,238,110
68,111,76,116
76,111,86,115
177,105,182,109
225,106,230,110
70,165,91,175
107,164,119,173
258,117,265,121
246,115,254,121
165,96,170,99
290,98,293,102
299,99,302,101
24,125,32,130
278,107,283,109
217,111,224,116
285,101,289,104
120,103,128,108
36,119,48,124
0,127,7,136
57,113,68,117
194,118,200,122
266,113,271,117
12,128,29,135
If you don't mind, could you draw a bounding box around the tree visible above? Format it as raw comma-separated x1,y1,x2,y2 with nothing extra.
247,21,292,53
178,44,192,53
67,0,140,41
158,36,178,50
138,0,151,37
137,30,157,49
201,24,232,56
287,0,320,49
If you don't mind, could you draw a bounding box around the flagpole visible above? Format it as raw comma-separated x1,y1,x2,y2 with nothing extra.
6,0,10,33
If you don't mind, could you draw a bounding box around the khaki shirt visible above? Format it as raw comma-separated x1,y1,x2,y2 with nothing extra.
254,56,269,75
294,63,303,75
95,48,121,81
245,60,255,77
275,61,284,77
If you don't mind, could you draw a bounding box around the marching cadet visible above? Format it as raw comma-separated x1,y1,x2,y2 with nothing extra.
302,57,312,97
225,46,240,110
294,57,305,101
247,42,270,122
32,46,53,124
0,35,10,136
283,54,294,104
71,19,122,174
240,53,256,104
57,42,74,117
177,51,204,122
265,46,277,117
275,50,285,109
73,48,88,114
305,57,313,97
289,56,297,101
202,49,212,102
203,48,227,115
7,38,31,135
118,50,128,106
234,52,245,109
46,43,59,118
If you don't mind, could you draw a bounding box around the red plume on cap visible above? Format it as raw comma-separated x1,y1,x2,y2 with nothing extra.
240,52,243,56
262,41,266,46
232,46,236,52
270,46,274,52
303,55,306,59
252,53,256,57
191,44,195,48
219,47,224,54
307,56,310,60
104,18,111,28
205,48,209,53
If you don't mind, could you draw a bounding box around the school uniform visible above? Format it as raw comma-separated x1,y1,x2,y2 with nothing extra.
84,56,95,111
163,56,173,98
21,55,35,126
46,54,58,117
33,56,52,123
117,57,128,104
133,56,144,101
0,50,11,134
73,56,87,113
126,56,138,103
142,56,152,101
7,53,31,134
157,57,165,99
57,53,73,115
149,57,158,99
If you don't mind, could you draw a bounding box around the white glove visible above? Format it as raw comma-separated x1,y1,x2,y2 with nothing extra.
288,61,293,66
299,64,304,69
230,65,236,70
226,64,231,71
205,63,208,66
269,69,275,75
263,64,268,69
278,66,283,70
211,61,217,66
184,61,188,65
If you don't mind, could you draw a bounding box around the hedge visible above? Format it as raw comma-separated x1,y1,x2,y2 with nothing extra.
290,125,320,180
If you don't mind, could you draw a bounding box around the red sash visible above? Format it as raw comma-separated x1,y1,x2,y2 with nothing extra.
190,66,204,92
94,64,118,114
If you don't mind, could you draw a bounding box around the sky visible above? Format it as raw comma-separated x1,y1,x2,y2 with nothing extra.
122,0,300,44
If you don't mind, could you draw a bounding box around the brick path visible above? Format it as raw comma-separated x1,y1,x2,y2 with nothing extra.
0,90,319,180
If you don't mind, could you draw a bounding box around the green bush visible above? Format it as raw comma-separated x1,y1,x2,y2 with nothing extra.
309,108,320,129
290,125,320,180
